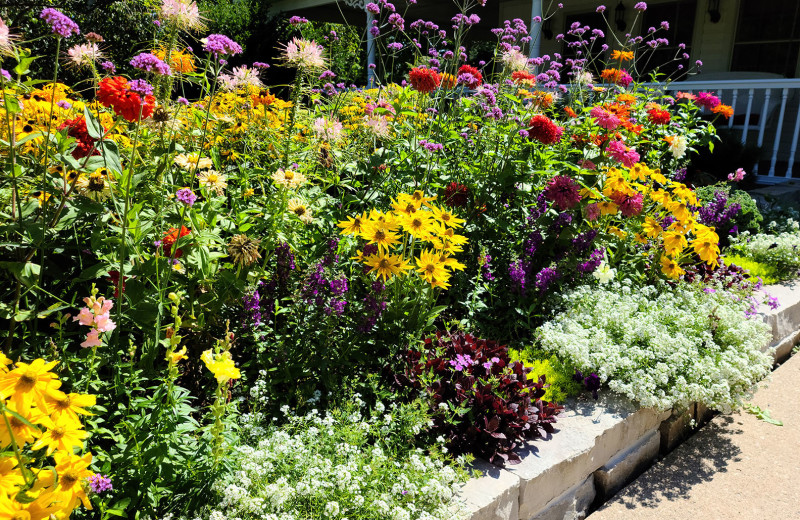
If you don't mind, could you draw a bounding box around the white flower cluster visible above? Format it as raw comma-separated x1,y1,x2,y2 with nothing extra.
730,229,800,278
204,400,465,520
538,283,773,412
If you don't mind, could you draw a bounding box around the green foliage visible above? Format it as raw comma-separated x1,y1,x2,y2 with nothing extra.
743,403,783,426
695,184,763,234
723,254,780,285
507,348,582,403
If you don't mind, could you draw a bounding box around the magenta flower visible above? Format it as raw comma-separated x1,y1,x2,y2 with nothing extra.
590,106,621,130
544,175,581,210
202,34,242,57
606,140,640,168
696,91,721,109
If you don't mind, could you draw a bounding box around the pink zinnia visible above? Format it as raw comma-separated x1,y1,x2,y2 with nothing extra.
590,106,620,130
695,91,721,109
606,140,640,168
544,175,581,210
611,191,644,217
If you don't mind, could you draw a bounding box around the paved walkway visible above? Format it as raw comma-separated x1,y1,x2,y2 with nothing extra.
590,352,800,520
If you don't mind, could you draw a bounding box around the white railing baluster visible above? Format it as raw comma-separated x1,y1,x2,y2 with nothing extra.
729,89,738,128
769,88,790,178
786,101,800,177
755,89,772,174
742,88,755,143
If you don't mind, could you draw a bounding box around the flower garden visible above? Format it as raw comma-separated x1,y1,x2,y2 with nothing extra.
1,0,799,519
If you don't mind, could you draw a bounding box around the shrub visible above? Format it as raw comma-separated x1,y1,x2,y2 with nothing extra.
723,254,781,285
730,231,800,280
393,331,562,466
507,349,582,403
205,398,468,520
538,283,773,412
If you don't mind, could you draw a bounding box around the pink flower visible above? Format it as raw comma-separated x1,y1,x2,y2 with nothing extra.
81,329,103,348
93,312,116,333
543,175,581,210
727,168,746,182
585,203,601,221
75,307,94,326
606,140,640,168
578,159,597,170
695,91,721,109
590,106,620,130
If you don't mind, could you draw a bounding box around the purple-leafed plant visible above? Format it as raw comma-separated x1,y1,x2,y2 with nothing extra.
394,331,563,466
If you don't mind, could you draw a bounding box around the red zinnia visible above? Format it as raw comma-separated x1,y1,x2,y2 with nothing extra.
528,114,563,145
58,116,101,159
443,182,469,208
647,108,671,125
409,67,441,93
610,191,644,217
457,64,483,88
97,76,156,122
161,226,191,258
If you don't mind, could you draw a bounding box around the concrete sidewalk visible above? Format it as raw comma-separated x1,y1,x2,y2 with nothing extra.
589,352,800,520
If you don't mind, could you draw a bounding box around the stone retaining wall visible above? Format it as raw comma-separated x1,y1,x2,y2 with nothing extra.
457,282,800,520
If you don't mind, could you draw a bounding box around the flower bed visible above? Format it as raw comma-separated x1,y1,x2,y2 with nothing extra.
0,1,793,518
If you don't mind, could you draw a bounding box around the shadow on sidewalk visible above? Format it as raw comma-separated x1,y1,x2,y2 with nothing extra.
611,416,743,509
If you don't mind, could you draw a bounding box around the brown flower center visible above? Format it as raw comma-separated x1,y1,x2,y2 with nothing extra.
18,371,37,392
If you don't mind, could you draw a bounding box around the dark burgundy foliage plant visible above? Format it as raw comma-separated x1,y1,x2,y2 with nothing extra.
393,331,563,466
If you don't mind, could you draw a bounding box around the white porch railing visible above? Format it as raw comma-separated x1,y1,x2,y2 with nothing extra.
652,78,800,185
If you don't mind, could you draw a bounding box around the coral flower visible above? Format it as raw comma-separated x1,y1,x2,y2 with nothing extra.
647,107,671,125
97,76,155,121
161,226,191,258
712,104,734,119
409,67,441,93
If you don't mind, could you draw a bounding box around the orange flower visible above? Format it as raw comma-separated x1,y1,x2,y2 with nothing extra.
616,93,636,105
251,91,277,107
610,50,634,61
712,104,734,119
153,47,195,74
564,106,577,118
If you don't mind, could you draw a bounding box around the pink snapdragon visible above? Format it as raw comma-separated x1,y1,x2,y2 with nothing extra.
74,290,116,348
728,168,746,182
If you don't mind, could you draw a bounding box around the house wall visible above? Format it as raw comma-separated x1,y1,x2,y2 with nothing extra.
497,0,742,75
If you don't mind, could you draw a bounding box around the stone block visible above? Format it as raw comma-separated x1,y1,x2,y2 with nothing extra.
457,459,520,520
527,476,595,520
760,282,800,348
695,402,715,426
771,328,800,364
593,429,661,501
505,394,671,520
659,405,695,454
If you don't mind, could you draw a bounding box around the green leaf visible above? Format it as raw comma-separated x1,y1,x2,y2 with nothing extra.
83,104,104,140
0,261,40,288
3,95,22,115
101,139,124,175
13,56,36,76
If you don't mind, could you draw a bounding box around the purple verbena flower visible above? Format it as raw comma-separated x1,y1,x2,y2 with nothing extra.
40,8,80,38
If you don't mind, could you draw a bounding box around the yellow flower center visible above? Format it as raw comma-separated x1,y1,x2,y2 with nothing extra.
56,396,71,410
374,230,386,241
379,259,390,268
208,174,218,182
284,170,295,180
51,426,66,440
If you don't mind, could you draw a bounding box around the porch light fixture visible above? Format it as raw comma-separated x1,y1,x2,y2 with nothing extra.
708,0,721,23
615,2,627,31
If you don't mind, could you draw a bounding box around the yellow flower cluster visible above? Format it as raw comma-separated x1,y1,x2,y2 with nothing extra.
586,162,720,279
201,350,241,383
0,356,96,518
337,191,467,289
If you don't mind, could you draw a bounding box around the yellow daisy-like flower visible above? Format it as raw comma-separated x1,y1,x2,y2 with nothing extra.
642,217,662,239
367,209,399,231
201,350,241,382
597,201,619,216
52,451,94,510
392,198,419,217
437,252,466,271
337,213,367,236
667,200,692,224
31,417,88,456
663,231,688,256
364,252,411,281
604,175,634,196
400,212,436,239
428,204,465,228
44,389,95,425
83,168,112,201
660,255,685,279
611,49,634,61
629,163,650,182
415,249,449,285
0,458,24,498
693,226,720,268
0,358,60,412
670,182,697,206
649,169,668,185
607,226,627,239
360,222,401,253
650,189,672,206
174,152,213,170
409,190,436,207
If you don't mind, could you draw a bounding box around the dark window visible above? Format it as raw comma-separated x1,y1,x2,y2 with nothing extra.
731,0,800,77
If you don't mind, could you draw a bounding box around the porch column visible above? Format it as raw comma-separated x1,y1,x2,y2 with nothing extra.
529,0,542,59
366,9,376,87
